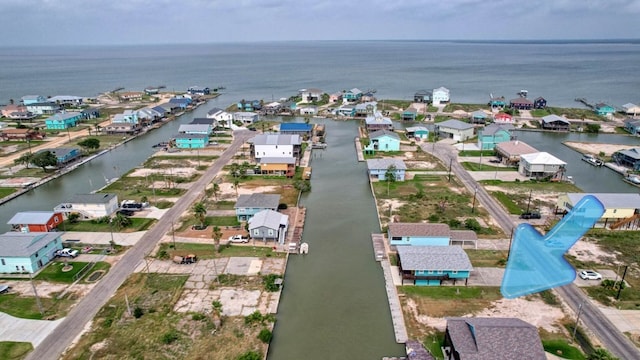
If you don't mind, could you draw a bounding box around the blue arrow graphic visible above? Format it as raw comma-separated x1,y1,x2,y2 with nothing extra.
501,195,605,299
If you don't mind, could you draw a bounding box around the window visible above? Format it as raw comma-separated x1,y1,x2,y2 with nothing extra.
437,270,443,274
452,270,458,274
253,229,260,236
1,259,5,266
268,229,274,236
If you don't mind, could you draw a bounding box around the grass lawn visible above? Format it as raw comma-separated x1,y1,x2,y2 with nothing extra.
0,341,34,360
158,242,285,260
101,177,187,201
542,339,586,360
229,177,300,206
479,179,582,193
530,107,603,121
0,187,18,198
443,103,491,112
35,261,89,283
0,292,76,320
60,217,156,232
490,191,526,214
465,249,508,267
209,201,235,210
206,216,240,227
461,162,516,172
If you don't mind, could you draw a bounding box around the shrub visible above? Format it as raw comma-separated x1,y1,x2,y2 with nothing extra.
258,328,272,343
161,330,179,344
237,351,262,360
263,274,282,292
191,312,206,321
133,306,144,318
428,214,439,222
464,218,481,231
278,203,288,210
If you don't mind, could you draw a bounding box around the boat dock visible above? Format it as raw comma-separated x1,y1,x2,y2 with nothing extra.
381,257,408,343
284,206,306,254
371,233,387,261
355,137,364,162
575,97,595,109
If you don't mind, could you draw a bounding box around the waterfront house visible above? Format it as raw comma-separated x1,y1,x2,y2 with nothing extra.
0,122,6,129
45,112,83,130
54,193,119,219
444,317,546,360
248,209,289,244
397,245,472,286
258,157,296,177
388,223,451,246
39,147,81,165
434,119,474,141
104,122,140,135
279,123,314,137
112,110,140,124
137,108,163,123
489,96,506,109
234,193,280,222
250,134,302,161
432,87,450,106
169,97,191,109
207,108,232,126
595,103,615,116
343,88,363,103
233,112,258,124
152,105,171,117
263,102,282,115
414,90,432,103
493,112,513,124
518,152,567,179
613,147,640,170
477,124,513,150
26,102,60,115
190,118,216,127
405,126,429,140
495,140,539,165
7,211,64,233
298,106,318,116
48,95,84,107
541,114,570,131
365,112,393,131
622,103,640,117
364,130,400,154
509,97,533,110
366,158,406,181
119,92,143,102
81,108,101,120
187,86,210,95
0,128,45,141
178,123,212,135
299,88,323,103
556,193,640,229
1,104,30,118
336,105,356,117
534,96,548,109
144,87,160,95
329,92,343,103
362,91,377,102
0,232,64,274
470,110,488,124
402,107,418,121
21,95,47,105
173,133,208,149
623,118,640,135
355,101,377,117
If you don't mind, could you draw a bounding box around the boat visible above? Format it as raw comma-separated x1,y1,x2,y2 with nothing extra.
581,154,604,167
623,175,640,187
311,142,327,149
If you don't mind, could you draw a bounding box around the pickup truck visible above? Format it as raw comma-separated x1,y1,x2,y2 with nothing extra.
228,235,249,243
55,248,79,258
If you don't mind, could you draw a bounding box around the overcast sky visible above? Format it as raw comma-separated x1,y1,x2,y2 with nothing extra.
2,0,640,46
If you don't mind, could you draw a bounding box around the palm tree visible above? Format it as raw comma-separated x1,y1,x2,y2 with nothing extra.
193,202,207,228
233,179,240,197
211,183,220,201
385,165,397,195
212,226,223,253
112,213,132,230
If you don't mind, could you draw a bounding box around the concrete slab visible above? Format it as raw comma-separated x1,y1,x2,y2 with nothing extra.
598,307,640,333
468,267,504,286
0,312,64,347
61,231,146,246
225,257,259,275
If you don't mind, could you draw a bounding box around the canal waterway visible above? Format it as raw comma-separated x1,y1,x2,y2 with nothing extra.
268,119,404,359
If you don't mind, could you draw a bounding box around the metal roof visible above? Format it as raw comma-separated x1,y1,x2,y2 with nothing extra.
250,134,301,146
235,193,281,209
495,140,538,156
178,124,211,132
397,245,473,271
369,129,399,140
520,152,566,165
248,209,288,231
68,193,117,204
279,123,313,131
367,158,407,171
0,232,63,257
259,157,296,164
541,114,570,124
566,193,640,209
437,119,474,130
7,211,57,225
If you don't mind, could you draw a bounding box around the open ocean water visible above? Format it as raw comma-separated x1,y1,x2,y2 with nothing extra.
0,40,639,108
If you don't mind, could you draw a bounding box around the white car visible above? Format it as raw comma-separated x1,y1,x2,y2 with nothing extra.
228,235,249,243
55,248,79,258
579,270,602,280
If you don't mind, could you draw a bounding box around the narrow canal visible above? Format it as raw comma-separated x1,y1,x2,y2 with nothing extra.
268,119,404,359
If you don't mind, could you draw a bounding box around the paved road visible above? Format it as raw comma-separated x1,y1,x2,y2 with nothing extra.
27,130,255,360
420,141,640,359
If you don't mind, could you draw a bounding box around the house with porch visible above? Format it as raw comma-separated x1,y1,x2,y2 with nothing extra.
235,193,280,222
387,223,478,248
435,119,474,141
104,123,141,135
336,105,356,117
39,148,81,165
343,88,363,103
624,119,640,135
397,245,473,286
477,123,513,150
299,88,323,103
248,209,289,244
414,90,431,103
1,104,30,118
298,106,318,116
187,86,210,95
26,102,60,115
0,128,45,141
54,193,119,219
613,147,640,170
233,112,258,124
355,101,377,117
207,107,233,124
470,110,488,124
534,96,547,109
169,97,191,109
402,107,418,121
622,103,640,117
541,114,570,131
119,92,143,102
137,107,163,123
366,158,406,181
279,123,314,137
251,134,302,161
49,95,84,107
178,123,212,135
21,95,47,105
45,112,83,129
488,96,506,109
556,193,640,230
0,232,64,274
405,126,429,140
112,110,140,125
432,87,450,106
365,112,393,131
509,97,533,110
443,317,546,360
258,157,296,177
595,103,615,116
7,211,64,233
495,140,538,166
518,152,566,179
173,133,208,149
364,130,400,154
493,112,514,124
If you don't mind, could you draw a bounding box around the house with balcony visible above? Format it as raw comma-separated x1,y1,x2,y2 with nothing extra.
556,193,640,229
137,108,163,123
329,92,343,103
48,95,84,107
470,110,488,124
173,133,208,149
622,103,640,117
207,107,233,124
509,97,533,110
365,112,393,132
45,112,83,130
541,115,570,131
188,86,210,95
299,88,323,103
26,102,60,115
343,88,363,103
432,87,450,105
488,96,506,109
21,95,47,105
405,126,429,140
251,134,302,161
414,90,432,103
7,211,64,233
477,123,513,150
235,193,281,222
495,140,538,166
355,102,377,117
623,119,640,135
169,97,191,110
435,119,474,141
613,147,640,170
233,112,258,124
364,130,400,154
402,107,418,121
104,123,141,135
298,106,318,116
493,112,513,124
366,158,406,181
258,157,296,177
178,123,212,135
336,105,356,117
397,245,473,286
112,110,140,125
119,92,143,102
54,193,119,219
0,232,64,274
518,152,566,179
38,147,81,165
0,128,45,141
595,103,615,116
248,209,289,244
1,104,31,119
534,96,547,109
279,123,314,137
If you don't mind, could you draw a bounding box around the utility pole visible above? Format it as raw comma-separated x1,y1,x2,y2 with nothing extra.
572,302,585,341
448,158,453,182
171,220,176,249
29,272,44,316
616,265,628,300
472,187,478,213
526,190,533,213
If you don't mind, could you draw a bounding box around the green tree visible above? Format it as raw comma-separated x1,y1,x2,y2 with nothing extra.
112,213,132,229
237,351,261,360
257,328,272,343
385,165,397,195
585,123,601,133
211,183,220,201
233,178,240,197
67,213,80,224
212,225,223,252
294,180,311,193
193,202,207,228
587,348,618,360
31,151,58,171
13,152,34,169
78,137,100,152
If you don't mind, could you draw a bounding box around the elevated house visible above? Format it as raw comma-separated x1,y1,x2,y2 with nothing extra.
388,223,477,248
0,232,64,274
329,92,343,103
168,97,191,110
366,158,406,181
361,90,377,102
190,118,216,127
613,147,640,170
0,128,45,141
556,193,640,229
257,157,296,177
1,104,33,119
355,101,377,117
405,126,429,140
48,95,84,107
248,209,289,244
80,107,101,120
207,107,233,124
262,102,282,115
54,193,119,219
234,193,280,222
44,112,83,130
137,107,163,123
298,105,318,116
623,118,640,135
38,148,81,165
232,112,258,124
402,107,418,121
488,96,506,109
26,102,60,115
541,114,570,131
152,105,171,117
7,211,64,233
493,112,513,124
397,245,473,286
495,140,538,166
365,112,393,131
112,110,140,125
336,105,355,117
432,87,450,106
364,130,400,154
443,318,546,360
518,152,566,179
343,88,363,103
104,122,140,135
435,119,474,141
414,90,432,103
279,123,314,137
187,86,210,95
178,123,212,135
595,103,615,116
173,133,208,149
534,96,547,109
21,95,47,105
622,103,640,117
119,92,143,102
477,123,513,150
299,88,323,103
250,134,302,161
509,97,533,110
470,110,488,124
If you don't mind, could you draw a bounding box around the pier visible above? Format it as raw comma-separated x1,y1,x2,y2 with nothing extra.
381,257,408,343
575,97,595,109
355,136,364,161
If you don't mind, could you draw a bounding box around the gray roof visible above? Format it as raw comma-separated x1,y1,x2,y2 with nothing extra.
38,147,79,159
481,123,514,136
250,134,301,146
405,126,429,133
450,230,478,241
365,113,393,125
248,209,288,231
445,317,546,360
0,232,63,257
405,340,435,360
566,193,640,209
367,158,407,171
437,119,473,130
369,130,399,140
8,211,58,225
235,193,281,209
207,107,224,115
541,114,570,124
389,223,450,237
173,133,209,139
68,193,117,204
397,245,472,271
615,147,640,160
260,157,296,164
46,112,81,121
190,118,215,125
178,124,211,133
495,140,538,156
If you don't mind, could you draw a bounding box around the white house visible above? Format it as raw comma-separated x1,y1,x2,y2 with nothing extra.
178,124,212,135
54,193,119,219
299,88,323,103
435,119,474,141
233,112,258,124
207,107,233,124
432,87,450,105
622,103,640,117
519,152,567,179
251,134,302,160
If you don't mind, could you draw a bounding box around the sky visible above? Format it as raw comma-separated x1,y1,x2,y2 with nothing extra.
2,0,640,46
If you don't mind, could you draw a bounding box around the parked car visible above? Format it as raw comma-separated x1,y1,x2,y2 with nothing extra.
579,270,602,280
0,284,10,294
520,212,541,219
55,248,79,258
228,235,249,243
173,254,198,264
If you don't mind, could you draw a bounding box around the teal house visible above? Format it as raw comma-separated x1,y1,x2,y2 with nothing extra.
364,130,400,154
397,245,473,286
343,88,362,103
624,119,640,135
45,112,83,130
595,103,616,116
388,223,451,246
0,232,64,274
405,126,429,140
173,133,208,149
477,123,513,150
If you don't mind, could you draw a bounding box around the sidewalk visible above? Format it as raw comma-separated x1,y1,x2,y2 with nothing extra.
0,312,64,347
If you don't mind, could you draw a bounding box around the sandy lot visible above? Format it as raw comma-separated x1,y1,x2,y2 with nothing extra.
564,141,636,157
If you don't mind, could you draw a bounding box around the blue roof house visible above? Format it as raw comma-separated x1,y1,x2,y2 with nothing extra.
45,112,83,130
169,98,191,109
397,245,473,286
279,123,314,136
595,103,616,116
173,133,208,149
364,130,400,154
388,223,451,247
477,124,513,150
0,232,64,274
39,148,81,164
623,119,640,135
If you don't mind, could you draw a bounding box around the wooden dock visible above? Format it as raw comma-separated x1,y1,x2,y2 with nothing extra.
381,258,408,343
285,206,306,254
355,137,364,162
575,97,595,109
371,233,387,261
